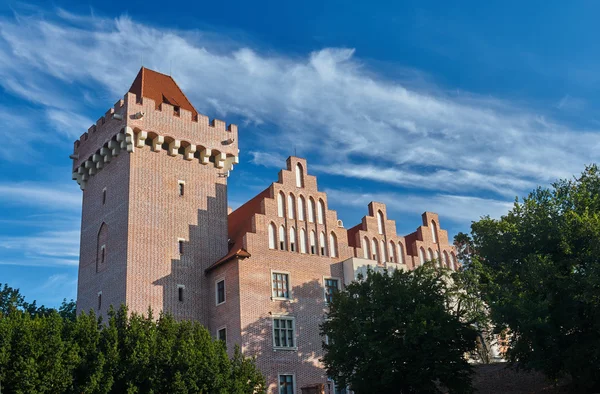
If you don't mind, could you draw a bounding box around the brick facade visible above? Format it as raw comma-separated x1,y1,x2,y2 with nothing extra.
73,68,457,393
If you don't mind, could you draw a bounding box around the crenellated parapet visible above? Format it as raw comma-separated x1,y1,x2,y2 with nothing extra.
71,92,239,190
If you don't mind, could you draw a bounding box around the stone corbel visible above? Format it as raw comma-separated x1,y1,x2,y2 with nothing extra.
152,135,164,152
184,144,196,161
100,147,112,163
215,152,226,169
108,140,121,156
124,127,135,153
199,148,212,164
136,130,148,148
168,139,181,156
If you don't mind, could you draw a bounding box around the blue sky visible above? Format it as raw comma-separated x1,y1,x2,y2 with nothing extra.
1,1,599,307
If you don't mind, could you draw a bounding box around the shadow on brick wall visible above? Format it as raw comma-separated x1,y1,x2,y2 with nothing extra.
153,183,229,323
242,278,338,393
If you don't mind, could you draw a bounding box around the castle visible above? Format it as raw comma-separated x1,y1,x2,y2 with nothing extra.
72,67,458,394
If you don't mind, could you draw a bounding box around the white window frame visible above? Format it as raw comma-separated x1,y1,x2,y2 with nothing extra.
178,180,185,197
272,315,297,350
278,373,297,394
177,284,185,302
323,276,341,304
215,278,226,305
217,326,227,344
271,270,292,301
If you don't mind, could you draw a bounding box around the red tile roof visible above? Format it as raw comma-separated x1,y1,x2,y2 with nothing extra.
206,187,271,273
128,67,199,119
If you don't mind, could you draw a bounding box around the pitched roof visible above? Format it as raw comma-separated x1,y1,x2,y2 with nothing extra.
206,187,271,273
128,67,199,119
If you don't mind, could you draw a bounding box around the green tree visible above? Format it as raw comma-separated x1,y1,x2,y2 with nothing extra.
471,164,600,392
321,265,478,394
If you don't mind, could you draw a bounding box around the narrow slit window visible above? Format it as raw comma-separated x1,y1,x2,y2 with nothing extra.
178,286,184,302
102,188,106,205
178,181,185,196
97,292,102,310
178,240,184,254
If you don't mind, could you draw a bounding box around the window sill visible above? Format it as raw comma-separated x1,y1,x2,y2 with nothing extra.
271,297,293,302
216,301,226,306
273,347,298,352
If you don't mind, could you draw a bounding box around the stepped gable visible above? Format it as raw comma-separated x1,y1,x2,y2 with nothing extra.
128,67,199,120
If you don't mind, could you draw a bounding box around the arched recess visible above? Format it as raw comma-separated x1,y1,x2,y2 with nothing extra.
310,231,317,254
443,251,450,269
419,247,426,266
435,250,440,267
289,227,297,252
288,193,296,219
296,163,304,188
372,238,379,262
451,252,458,270
329,232,338,258
388,241,397,263
97,223,108,272
377,211,384,235
427,248,434,261
362,236,370,259
380,240,386,262
431,221,438,243
308,198,316,223
319,232,327,256
318,199,325,224
397,243,405,264
298,196,306,221
279,225,286,250
300,228,307,253
277,192,285,218
268,222,276,249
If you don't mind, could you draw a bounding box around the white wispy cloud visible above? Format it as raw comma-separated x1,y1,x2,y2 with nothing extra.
0,7,597,225
325,189,513,226
0,229,80,266
0,182,81,210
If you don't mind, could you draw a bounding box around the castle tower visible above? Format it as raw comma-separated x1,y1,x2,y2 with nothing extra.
72,67,239,323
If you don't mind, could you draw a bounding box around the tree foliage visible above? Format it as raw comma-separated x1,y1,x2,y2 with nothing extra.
0,285,265,394
320,265,479,394
470,164,600,392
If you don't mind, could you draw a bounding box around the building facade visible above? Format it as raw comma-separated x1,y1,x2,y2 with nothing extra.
72,68,458,394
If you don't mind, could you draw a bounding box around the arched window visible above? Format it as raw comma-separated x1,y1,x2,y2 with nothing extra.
377,210,384,235
419,247,426,266
277,192,285,218
451,253,458,270
268,223,276,249
431,220,438,243
380,240,386,262
372,238,379,262
388,241,396,263
443,251,450,269
308,198,316,223
362,236,370,259
97,223,108,271
435,250,440,267
319,232,327,256
318,199,325,224
427,248,434,261
300,228,307,253
329,232,338,258
287,193,295,219
298,196,305,221
289,227,296,252
279,226,286,250
310,231,317,254
296,163,304,188
397,243,405,264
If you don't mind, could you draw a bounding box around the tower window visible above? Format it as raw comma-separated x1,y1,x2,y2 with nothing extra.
178,239,184,254
178,285,184,302
218,327,227,343
100,245,106,264
102,188,106,205
178,181,185,196
97,292,102,310
216,279,225,304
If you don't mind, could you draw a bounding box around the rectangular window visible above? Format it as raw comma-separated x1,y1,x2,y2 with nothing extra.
321,246,325,255
97,292,102,310
178,181,185,196
100,245,106,265
178,286,184,302
216,280,225,304
102,188,106,204
272,272,290,299
324,278,339,304
279,374,294,394
178,239,184,254
279,240,285,250
290,242,295,252
273,318,295,349
218,327,227,343
311,245,316,255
